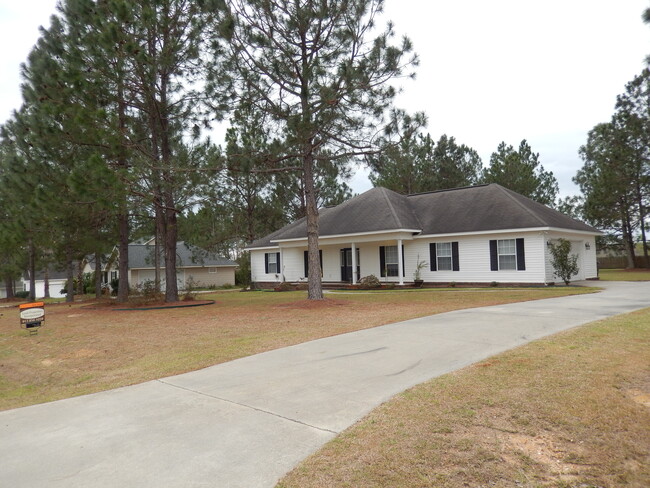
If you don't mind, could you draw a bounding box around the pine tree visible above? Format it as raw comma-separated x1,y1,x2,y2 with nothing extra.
225,0,419,299
481,140,559,206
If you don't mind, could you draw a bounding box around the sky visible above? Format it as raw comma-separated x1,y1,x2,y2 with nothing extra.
1,0,649,198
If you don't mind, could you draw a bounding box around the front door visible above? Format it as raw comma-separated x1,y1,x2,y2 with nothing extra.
340,248,360,282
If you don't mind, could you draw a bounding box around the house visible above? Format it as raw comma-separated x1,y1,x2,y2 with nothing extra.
23,269,68,299
246,184,600,287
19,241,237,299
126,240,238,290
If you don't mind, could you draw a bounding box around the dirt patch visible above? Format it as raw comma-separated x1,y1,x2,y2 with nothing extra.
80,299,215,310
274,298,348,310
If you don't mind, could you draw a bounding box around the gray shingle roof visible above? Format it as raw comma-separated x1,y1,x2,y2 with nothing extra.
247,184,599,249
128,242,237,269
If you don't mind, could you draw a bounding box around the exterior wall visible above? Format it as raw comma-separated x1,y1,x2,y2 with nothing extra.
24,279,67,299
251,231,555,284
131,266,236,290
544,233,598,283
408,231,547,284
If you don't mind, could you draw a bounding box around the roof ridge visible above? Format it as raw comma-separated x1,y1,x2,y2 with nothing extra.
493,184,547,227
406,184,490,198
379,187,403,228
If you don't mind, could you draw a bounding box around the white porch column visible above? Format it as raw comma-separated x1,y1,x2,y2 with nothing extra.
351,243,357,285
397,239,404,286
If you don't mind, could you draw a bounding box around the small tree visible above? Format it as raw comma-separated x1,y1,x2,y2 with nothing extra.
549,238,580,285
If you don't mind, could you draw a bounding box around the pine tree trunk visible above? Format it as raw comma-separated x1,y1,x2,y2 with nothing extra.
66,247,75,303
622,210,636,269
95,250,102,299
636,182,649,267
117,211,129,302
44,268,50,299
116,89,130,303
154,199,163,292
304,150,323,300
163,190,179,302
4,277,14,300
28,238,36,302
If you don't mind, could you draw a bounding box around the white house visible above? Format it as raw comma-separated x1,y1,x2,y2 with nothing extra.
247,184,601,287
126,240,238,291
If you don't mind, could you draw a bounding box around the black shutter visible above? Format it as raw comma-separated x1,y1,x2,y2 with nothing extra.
276,252,281,274
429,243,437,271
489,240,498,271
319,250,323,276
452,242,460,271
265,253,269,274
516,238,526,271
304,251,308,277
402,245,405,277
379,246,386,277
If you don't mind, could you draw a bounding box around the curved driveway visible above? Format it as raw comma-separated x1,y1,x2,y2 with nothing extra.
1,281,648,487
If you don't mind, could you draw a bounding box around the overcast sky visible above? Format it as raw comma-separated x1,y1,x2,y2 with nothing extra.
1,0,649,198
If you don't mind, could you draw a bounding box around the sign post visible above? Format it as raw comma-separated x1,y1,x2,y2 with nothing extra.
19,302,45,334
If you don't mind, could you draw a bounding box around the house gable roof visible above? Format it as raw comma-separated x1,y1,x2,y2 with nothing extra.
247,184,599,249
128,242,237,269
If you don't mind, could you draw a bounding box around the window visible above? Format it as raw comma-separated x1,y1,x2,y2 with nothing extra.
490,238,525,271
384,245,399,277
265,252,281,274
429,242,459,271
208,267,217,274
436,242,452,271
497,239,517,270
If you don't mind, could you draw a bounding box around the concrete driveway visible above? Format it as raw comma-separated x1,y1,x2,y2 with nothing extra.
1,281,648,487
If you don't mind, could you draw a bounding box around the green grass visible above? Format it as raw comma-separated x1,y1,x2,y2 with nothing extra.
599,268,650,281
278,308,650,488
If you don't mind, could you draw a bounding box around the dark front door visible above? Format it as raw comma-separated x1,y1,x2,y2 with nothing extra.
340,248,360,282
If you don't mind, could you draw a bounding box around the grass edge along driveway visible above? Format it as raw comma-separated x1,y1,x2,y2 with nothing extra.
277,307,650,488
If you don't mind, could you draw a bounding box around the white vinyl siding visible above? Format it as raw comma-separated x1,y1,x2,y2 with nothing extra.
250,231,598,285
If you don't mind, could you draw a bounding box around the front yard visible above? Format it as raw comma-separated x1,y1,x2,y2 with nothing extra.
0,287,596,411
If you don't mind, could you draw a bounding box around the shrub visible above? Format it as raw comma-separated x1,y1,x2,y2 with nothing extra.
449,281,456,288
136,279,164,303
221,283,234,289
274,281,295,292
15,291,29,299
358,274,381,289
490,281,498,287
549,238,580,285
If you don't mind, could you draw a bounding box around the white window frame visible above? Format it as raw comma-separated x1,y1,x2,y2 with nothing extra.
497,239,517,270
384,245,399,277
208,267,217,274
267,253,279,274
436,242,452,271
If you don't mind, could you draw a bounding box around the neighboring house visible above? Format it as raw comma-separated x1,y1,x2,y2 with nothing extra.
24,269,68,299
247,184,601,287
127,240,238,291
